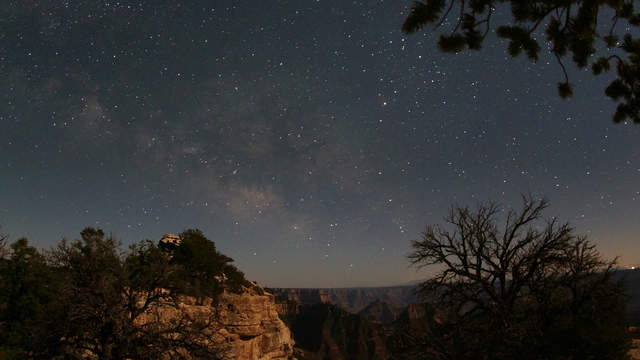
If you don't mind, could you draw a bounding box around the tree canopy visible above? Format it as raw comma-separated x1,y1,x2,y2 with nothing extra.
161,229,250,300
402,0,640,123
409,196,630,359
0,227,247,359
0,238,64,359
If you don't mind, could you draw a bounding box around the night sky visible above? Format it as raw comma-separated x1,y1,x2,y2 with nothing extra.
1,1,639,287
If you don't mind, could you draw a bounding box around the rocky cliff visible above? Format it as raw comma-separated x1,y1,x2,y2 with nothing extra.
141,285,295,360
148,234,296,359
196,287,295,360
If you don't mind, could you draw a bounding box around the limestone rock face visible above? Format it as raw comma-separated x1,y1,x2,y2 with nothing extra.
210,289,295,360
159,233,181,247
140,286,295,360
631,339,640,360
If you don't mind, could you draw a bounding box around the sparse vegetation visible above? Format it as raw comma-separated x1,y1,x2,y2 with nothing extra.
409,196,631,359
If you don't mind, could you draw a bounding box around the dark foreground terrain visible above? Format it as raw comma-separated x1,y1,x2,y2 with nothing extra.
270,269,640,359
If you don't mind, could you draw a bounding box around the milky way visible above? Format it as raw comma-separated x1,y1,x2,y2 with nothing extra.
1,1,639,287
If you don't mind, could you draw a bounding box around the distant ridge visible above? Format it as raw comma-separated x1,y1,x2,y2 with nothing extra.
271,268,640,325
269,285,418,313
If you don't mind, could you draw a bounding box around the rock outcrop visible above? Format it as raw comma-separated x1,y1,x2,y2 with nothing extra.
159,233,182,247
209,288,295,359
140,285,295,360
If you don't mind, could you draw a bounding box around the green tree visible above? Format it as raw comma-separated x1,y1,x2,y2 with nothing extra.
50,228,220,359
0,228,246,359
402,0,640,123
50,228,130,359
409,196,630,359
167,229,249,301
0,238,63,359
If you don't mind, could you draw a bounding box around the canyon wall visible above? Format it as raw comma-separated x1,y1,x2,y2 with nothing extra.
210,289,295,359
268,286,417,314
142,285,295,360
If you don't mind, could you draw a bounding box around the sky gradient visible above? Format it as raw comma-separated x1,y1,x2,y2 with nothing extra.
1,0,639,287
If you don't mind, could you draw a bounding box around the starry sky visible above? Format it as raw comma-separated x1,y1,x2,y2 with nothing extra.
1,1,639,288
